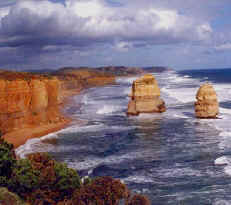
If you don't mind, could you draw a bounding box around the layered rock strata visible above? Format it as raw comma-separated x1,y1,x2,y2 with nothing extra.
195,83,219,118
0,69,116,137
127,74,166,115
0,74,65,134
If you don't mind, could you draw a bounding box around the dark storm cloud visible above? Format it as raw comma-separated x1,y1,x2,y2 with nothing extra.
0,0,212,49
0,0,230,69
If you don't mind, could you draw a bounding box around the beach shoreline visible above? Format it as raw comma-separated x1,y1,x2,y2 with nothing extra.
2,120,71,149
0,67,143,149
2,89,83,149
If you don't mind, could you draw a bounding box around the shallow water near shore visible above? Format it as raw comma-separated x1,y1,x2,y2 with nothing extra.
16,68,231,204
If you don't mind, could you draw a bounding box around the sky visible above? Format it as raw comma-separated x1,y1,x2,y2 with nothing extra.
0,0,231,70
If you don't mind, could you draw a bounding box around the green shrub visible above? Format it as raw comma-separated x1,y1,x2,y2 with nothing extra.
54,162,81,196
10,159,39,194
26,153,81,203
0,138,16,179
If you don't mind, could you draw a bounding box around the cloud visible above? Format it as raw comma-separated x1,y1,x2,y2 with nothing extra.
0,0,16,8
0,0,231,69
0,0,212,49
114,41,132,52
0,6,10,19
215,43,231,51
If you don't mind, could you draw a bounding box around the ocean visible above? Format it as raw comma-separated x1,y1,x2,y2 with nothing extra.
16,68,231,205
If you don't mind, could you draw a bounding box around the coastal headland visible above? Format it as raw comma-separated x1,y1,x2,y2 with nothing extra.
1,66,169,148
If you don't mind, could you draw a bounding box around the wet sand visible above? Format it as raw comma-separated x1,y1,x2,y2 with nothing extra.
3,119,71,148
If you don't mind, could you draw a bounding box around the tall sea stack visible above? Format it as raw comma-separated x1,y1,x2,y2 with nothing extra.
195,83,219,118
127,74,166,116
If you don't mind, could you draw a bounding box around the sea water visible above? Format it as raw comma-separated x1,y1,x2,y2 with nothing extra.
16,68,231,204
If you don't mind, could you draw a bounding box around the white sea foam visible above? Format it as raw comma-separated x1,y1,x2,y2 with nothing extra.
214,84,231,102
82,94,95,105
173,113,190,119
116,76,139,84
123,175,154,183
219,132,231,137
61,123,105,133
15,122,136,158
162,87,197,103
123,87,131,95
219,108,231,116
214,156,230,166
218,131,231,150
131,113,163,120
158,167,203,178
16,132,59,158
96,105,123,115
166,73,197,84
66,149,155,171
213,199,231,205
224,166,231,176
215,156,231,177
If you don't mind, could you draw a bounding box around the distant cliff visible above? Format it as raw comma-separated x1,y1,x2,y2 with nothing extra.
55,68,115,98
142,66,172,73
57,66,171,77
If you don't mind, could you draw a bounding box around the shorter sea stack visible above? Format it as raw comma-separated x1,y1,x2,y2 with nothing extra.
195,83,219,118
127,74,166,116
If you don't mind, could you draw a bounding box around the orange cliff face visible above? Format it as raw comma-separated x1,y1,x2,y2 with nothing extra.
0,69,116,135
0,73,65,134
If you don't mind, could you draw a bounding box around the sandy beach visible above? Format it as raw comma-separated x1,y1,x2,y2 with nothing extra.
0,69,115,150
2,119,71,148
2,91,81,149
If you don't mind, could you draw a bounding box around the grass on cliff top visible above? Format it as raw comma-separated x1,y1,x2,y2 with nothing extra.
0,70,55,81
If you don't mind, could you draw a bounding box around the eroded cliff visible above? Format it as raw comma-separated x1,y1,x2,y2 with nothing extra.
0,69,116,135
127,74,166,115
195,83,219,118
0,72,65,134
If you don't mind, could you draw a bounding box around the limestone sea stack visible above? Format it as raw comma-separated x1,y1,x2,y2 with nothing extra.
195,83,219,118
127,74,166,116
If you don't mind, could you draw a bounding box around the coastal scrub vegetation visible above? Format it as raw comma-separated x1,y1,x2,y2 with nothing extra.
0,70,54,81
0,137,150,205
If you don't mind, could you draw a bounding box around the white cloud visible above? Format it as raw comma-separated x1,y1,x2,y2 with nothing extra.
197,23,212,41
1,0,226,69
215,43,231,51
0,7,10,19
67,0,108,18
0,0,213,47
114,41,132,52
151,9,177,30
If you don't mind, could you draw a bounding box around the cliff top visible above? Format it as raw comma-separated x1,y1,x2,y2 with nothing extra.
0,70,55,81
196,83,218,101
135,74,156,84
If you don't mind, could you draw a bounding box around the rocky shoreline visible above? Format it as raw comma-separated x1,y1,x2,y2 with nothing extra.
1,68,116,148
2,66,162,149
